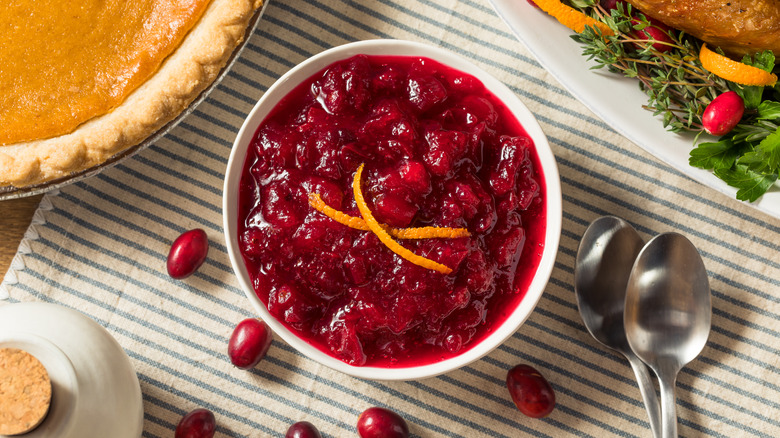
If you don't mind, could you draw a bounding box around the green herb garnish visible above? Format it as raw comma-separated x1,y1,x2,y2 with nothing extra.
569,0,780,202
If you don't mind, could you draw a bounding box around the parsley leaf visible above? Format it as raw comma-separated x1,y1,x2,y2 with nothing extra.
735,51,776,109
689,139,740,169
714,165,777,202
739,127,780,172
743,51,776,72
757,101,780,121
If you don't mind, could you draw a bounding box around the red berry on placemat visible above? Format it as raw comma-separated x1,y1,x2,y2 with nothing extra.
285,421,322,438
357,407,409,438
228,318,273,369
506,364,556,418
167,229,209,279
175,408,216,438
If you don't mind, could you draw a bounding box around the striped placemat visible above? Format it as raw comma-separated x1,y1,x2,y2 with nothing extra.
3,1,780,437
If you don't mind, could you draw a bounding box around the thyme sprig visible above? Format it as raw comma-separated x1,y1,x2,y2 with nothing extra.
571,0,729,132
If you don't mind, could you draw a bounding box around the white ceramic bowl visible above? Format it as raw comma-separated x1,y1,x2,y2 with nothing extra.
0,302,143,438
223,39,562,380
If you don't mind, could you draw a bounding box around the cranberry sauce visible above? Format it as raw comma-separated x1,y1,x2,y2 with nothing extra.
237,55,546,367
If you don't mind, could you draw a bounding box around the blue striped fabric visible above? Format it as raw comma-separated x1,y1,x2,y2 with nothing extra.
3,1,780,437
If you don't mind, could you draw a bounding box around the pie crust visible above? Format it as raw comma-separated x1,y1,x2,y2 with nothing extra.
0,0,264,189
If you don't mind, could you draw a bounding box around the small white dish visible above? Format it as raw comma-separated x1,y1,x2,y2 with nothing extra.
223,39,562,380
0,302,143,438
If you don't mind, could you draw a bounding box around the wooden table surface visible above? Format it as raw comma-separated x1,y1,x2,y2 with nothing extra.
0,195,43,281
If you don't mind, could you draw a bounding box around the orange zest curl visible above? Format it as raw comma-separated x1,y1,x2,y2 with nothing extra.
352,164,454,275
308,193,470,240
532,0,614,36
308,193,369,231
391,226,470,240
699,44,778,87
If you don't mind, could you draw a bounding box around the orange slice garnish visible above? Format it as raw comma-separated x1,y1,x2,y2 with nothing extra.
308,193,470,240
533,0,613,36
699,44,778,86
352,164,454,274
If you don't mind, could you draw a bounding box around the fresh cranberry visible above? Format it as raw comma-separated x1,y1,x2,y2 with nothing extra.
357,407,409,438
632,17,675,52
228,318,273,369
175,408,216,438
599,0,624,11
167,229,209,279
285,421,322,438
506,364,556,418
702,91,745,136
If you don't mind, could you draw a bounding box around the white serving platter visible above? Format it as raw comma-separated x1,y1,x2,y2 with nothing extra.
488,0,780,218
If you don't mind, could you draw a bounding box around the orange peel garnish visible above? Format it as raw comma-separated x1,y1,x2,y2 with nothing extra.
308,193,369,231
533,0,613,36
699,44,778,87
391,226,470,240
352,164,454,275
308,193,470,240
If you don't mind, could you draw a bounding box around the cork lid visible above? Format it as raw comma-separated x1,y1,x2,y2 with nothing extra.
0,348,52,435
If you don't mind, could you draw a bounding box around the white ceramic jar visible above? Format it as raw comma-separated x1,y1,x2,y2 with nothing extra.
0,302,143,438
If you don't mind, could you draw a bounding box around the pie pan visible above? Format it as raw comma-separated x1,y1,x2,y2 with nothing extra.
223,39,562,380
0,0,269,201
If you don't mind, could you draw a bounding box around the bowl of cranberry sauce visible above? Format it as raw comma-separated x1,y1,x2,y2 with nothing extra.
224,40,561,380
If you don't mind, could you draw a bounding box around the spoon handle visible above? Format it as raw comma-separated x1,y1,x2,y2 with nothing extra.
626,354,662,438
658,371,678,438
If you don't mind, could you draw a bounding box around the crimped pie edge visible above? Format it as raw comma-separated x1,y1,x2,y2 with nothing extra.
0,0,264,188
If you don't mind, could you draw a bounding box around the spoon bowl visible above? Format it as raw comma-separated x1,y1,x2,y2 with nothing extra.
576,216,645,349
624,232,711,438
575,216,661,437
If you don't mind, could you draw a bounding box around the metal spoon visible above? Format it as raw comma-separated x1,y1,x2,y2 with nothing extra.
575,216,661,437
624,233,711,438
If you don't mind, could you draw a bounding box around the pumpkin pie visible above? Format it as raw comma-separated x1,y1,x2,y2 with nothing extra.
0,0,264,188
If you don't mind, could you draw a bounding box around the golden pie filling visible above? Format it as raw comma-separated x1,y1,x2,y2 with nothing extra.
0,0,262,188
0,0,211,145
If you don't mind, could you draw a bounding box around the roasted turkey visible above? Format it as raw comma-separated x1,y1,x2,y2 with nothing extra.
625,0,780,56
